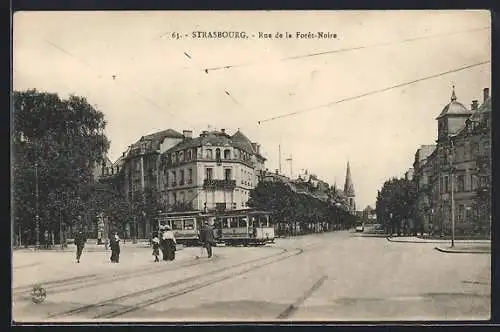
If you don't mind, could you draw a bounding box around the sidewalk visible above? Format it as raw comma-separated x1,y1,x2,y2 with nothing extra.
13,240,161,253
386,236,491,244
434,243,491,254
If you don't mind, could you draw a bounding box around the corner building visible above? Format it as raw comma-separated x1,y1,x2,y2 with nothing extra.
158,129,266,213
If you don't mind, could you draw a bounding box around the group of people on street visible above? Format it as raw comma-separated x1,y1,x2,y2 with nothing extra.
152,224,177,262
73,220,216,264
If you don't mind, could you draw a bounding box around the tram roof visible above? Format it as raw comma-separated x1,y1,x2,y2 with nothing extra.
203,209,272,217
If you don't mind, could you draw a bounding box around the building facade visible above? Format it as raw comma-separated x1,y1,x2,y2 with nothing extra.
158,129,266,213
412,87,491,236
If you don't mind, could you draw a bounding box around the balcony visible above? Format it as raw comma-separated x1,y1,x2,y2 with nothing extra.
203,179,236,190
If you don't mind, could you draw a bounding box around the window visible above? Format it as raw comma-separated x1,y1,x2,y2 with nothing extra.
225,168,232,181
179,191,185,203
230,218,239,228
172,219,183,230
234,149,240,159
172,171,177,186
206,168,213,181
206,149,213,159
224,149,231,159
179,151,184,162
457,175,465,192
457,204,465,222
216,148,221,163
443,176,449,193
184,219,195,230
238,217,248,228
172,192,177,204
165,172,169,187
179,170,185,185
470,174,476,190
222,217,231,228
188,168,193,184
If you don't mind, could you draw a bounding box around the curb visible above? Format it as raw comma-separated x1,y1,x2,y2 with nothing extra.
386,237,444,244
386,237,490,244
434,246,491,254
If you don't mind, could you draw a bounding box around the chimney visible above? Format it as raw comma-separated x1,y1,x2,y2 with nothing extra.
471,100,478,110
483,88,489,103
221,128,225,134
201,130,208,137
275,169,279,174
183,130,193,139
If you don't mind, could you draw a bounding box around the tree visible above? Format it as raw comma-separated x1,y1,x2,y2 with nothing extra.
376,177,417,236
12,89,109,242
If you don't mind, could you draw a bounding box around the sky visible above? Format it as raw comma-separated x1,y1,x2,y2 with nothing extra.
13,10,491,209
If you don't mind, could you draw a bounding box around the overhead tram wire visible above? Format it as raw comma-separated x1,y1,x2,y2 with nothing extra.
204,26,490,73
44,39,176,118
258,60,490,125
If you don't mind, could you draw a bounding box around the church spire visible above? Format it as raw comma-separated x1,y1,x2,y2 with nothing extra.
344,161,356,212
344,161,355,197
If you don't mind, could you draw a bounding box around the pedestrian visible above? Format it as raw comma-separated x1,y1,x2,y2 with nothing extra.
74,230,87,263
199,221,215,258
162,225,176,261
152,234,160,262
110,232,121,263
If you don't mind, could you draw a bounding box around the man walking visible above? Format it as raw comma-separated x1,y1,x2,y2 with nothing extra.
74,230,87,263
199,221,215,258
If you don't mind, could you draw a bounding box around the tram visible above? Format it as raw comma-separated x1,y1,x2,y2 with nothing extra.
157,209,275,246
157,211,203,246
209,209,275,246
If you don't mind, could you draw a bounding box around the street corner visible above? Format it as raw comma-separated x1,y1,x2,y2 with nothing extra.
434,245,491,254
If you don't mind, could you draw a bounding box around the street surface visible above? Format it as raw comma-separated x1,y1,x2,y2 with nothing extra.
12,228,491,322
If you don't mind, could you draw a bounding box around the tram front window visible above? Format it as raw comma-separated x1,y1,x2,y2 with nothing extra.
172,219,183,230
238,217,248,228
184,219,195,230
230,218,239,228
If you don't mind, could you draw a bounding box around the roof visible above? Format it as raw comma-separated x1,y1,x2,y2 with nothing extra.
231,130,256,154
167,129,257,155
133,129,184,150
469,97,491,122
454,96,492,137
436,88,472,120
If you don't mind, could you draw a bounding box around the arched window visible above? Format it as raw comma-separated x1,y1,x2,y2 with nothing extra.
206,149,213,159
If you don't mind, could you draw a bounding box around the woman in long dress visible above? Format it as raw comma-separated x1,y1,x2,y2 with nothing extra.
110,232,121,263
162,225,177,261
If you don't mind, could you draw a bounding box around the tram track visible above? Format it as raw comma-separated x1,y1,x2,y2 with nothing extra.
47,246,303,320
13,254,223,300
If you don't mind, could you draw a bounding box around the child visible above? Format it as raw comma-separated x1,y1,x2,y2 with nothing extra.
152,236,160,262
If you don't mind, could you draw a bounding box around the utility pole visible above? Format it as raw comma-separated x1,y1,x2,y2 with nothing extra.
278,144,281,174
448,137,455,248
